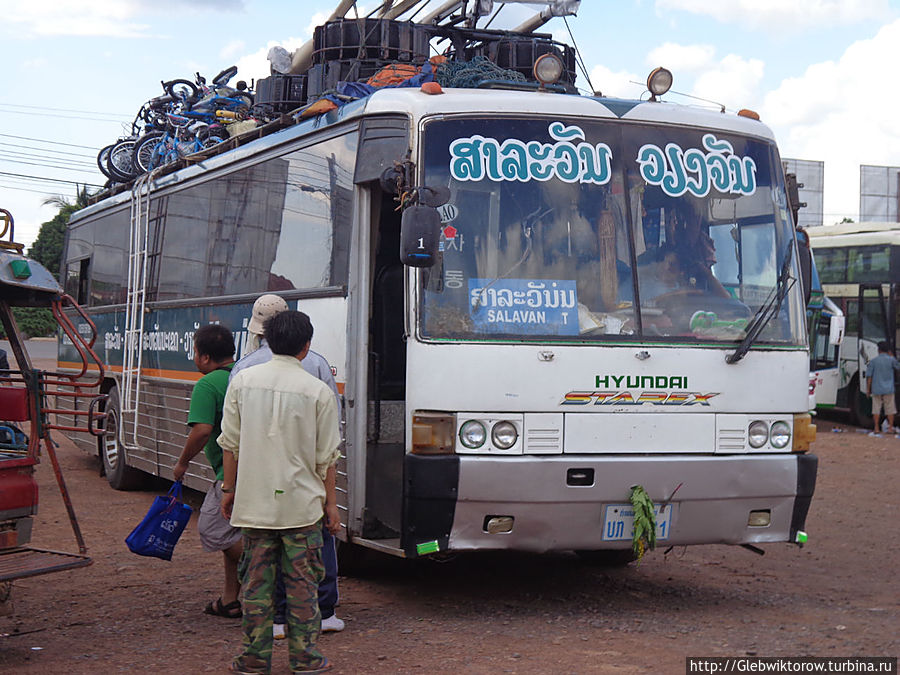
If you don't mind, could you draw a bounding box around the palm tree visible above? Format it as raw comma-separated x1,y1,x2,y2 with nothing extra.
30,185,98,275
42,184,95,216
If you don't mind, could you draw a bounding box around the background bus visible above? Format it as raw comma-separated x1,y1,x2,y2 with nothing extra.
56,9,816,563
807,222,900,426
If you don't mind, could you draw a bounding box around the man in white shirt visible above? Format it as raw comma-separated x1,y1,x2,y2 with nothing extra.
220,311,340,675
230,294,345,639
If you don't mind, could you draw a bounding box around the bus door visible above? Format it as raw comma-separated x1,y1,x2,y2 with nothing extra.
855,284,890,423
347,117,411,546
362,190,406,542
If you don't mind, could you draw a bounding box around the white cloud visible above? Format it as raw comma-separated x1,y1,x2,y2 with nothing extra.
588,64,644,99
5,0,151,37
220,40,246,61
656,0,890,30
21,58,49,70
4,0,245,38
646,42,715,72
763,18,900,222
691,53,765,111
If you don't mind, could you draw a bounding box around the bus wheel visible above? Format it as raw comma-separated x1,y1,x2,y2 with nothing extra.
99,387,146,491
849,378,873,429
575,549,637,567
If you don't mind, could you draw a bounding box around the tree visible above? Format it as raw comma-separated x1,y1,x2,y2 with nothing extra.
0,186,96,338
28,186,94,276
839,217,855,224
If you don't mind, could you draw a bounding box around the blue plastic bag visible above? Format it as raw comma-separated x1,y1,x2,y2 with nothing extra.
125,481,193,561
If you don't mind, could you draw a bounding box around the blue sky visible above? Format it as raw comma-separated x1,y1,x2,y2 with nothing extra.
2,0,899,248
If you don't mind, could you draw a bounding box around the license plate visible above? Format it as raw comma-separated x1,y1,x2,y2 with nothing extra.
601,503,673,541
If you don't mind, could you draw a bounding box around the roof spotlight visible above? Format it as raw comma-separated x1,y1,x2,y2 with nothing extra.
647,66,673,101
534,53,564,87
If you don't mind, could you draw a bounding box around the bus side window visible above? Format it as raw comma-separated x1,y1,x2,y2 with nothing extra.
65,258,90,305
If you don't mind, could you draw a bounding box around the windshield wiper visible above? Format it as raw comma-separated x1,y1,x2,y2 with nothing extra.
726,243,795,364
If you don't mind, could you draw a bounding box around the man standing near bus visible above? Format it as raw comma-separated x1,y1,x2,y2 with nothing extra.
865,340,900,436
219,310,341,675
172,324,243,619
230,294,345,640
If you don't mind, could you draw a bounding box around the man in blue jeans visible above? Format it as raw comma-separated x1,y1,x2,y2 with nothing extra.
230,295,344,638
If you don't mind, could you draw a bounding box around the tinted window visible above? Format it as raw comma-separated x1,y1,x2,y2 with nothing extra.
157,132,358,300
815,247,846,284
65,213,128,306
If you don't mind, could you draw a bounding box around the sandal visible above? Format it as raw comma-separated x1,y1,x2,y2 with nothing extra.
292,658,332,674
204,597,242,618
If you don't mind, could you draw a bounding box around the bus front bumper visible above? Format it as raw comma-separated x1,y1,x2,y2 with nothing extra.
402,453,817,555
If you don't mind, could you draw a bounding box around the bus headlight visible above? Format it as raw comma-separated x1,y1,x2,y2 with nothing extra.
748,420,769,448
459,420,487,449
770,421,792,449
647,66,673,100
491,421,518,450
534,53,564,86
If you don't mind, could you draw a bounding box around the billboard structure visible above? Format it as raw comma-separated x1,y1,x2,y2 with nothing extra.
783,158,824,228
859,164,900,223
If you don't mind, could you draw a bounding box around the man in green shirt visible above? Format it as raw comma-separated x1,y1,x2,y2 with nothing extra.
173,323,241,618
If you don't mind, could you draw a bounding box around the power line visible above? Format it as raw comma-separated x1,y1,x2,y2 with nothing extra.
0,141,95,159
0,156,100,174
0,182,76,196
0,170,103,188
0,150,95,168
0,107,130,124
0,101,131,118
0,133,98,150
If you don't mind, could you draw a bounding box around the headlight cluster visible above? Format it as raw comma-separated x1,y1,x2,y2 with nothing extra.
458,418,520,452
748,420,792,449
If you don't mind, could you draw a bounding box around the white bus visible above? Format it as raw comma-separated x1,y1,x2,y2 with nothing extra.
57,12,816,563
807,222,899,426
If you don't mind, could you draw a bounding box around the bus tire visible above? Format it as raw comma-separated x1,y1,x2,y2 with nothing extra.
99,386,146,491
849,377,873,429
575,549,637,567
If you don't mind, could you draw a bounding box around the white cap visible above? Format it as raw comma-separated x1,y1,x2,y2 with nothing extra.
248,294,289,335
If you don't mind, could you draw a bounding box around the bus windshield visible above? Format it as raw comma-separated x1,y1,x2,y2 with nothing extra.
419,116,805,345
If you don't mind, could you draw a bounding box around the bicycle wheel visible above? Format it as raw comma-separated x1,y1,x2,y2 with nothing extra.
132,131,165,174
106,139,138,182
164,79,200,104
97,144,115,178
201,135,225,150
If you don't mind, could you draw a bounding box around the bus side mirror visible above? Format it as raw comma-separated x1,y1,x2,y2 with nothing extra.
400,205,441,267
796,236,813,306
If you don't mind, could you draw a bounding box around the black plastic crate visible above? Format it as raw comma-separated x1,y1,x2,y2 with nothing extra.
313,19,430,64
479,38,577,85
255,74,308,112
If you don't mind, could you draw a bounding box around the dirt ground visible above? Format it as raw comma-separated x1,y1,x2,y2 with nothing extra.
0,413,897,674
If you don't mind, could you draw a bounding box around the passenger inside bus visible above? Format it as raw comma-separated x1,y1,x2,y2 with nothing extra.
635,198,748,336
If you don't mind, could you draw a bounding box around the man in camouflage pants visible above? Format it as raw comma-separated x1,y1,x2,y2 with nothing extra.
219,311,340,674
